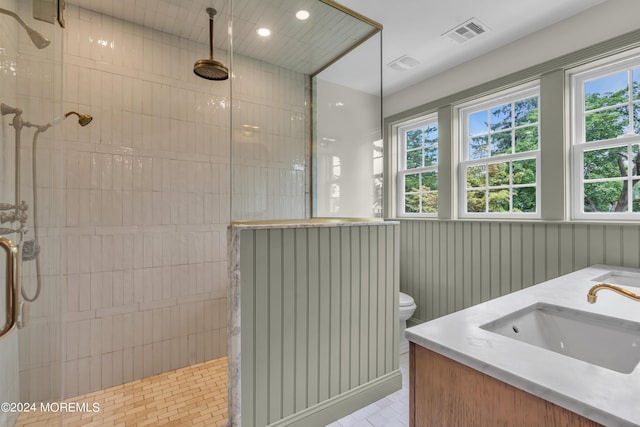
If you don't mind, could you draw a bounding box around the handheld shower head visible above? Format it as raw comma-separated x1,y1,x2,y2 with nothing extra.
65,111,93,127
0,7,50,49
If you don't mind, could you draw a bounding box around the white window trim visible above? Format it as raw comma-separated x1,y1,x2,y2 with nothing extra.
570,53,640,220
458,85,541,219
397,114,438,218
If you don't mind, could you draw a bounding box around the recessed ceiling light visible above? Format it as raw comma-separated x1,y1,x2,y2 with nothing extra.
296,10,310,20
257,28,271,37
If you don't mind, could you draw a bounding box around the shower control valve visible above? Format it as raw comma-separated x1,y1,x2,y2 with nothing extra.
0,210,27,224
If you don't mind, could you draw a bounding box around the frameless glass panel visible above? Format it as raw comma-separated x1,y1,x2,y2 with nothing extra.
513,159,536,185
513,187,536,213
488,162,509,186
489,189,510,212
490,131,512,156
515,97,538,126
467,190,486,213
469,111,488,135
585,107,629,142
515,126,538,152
314,29,382,217
466,165,486,188
584,71,629,111
490,104,511,131
584,181,625,212
583,146,628,179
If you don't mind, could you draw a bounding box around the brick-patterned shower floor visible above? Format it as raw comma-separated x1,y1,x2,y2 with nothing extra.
16,357,228,427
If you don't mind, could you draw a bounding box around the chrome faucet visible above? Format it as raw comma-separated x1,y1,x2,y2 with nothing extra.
587,283,640,303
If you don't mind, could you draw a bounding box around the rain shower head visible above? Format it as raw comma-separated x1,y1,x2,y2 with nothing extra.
65,111,93,126
0,7,50,49
194,8,229,81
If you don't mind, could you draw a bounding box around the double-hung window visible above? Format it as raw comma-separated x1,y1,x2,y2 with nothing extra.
571,54,640,219
397,115,438,216
459,85,540,218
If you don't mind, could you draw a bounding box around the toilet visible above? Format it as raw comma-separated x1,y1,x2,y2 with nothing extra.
398,292,417,354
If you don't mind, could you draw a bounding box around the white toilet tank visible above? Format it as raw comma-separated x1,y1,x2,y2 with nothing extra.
398,292,417,354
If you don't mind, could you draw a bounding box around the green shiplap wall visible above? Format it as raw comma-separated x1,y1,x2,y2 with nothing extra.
400,220,640,323
239,223,400,427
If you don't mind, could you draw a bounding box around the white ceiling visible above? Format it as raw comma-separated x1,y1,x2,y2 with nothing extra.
333,0,606,95
67,0,374,76
68,0,608,96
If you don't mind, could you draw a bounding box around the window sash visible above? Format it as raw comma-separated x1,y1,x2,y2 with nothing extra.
571,54,640,219
459,86,541,219
459,152,540,218
397,115,439,217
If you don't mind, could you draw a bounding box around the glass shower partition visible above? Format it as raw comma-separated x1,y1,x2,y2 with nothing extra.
230,0,382,222
0,1,64,425
313,30,383,218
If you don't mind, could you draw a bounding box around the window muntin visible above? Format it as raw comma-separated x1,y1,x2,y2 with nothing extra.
397,115,438,216
572,55,640,219
459,86,540,218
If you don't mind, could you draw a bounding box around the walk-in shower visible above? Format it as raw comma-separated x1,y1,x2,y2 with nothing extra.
0,7,50,49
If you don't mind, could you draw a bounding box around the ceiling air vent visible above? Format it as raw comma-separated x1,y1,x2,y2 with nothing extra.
387,55,421,72
443,18,490,44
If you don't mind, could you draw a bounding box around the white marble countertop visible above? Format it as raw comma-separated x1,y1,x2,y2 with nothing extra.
406,264,640,426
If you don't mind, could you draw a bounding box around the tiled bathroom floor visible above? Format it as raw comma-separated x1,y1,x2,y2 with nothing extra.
15,357,228,427
326,352,410,427
15,353,409,427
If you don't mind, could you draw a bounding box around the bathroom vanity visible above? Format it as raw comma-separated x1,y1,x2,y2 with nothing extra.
406,265,640,427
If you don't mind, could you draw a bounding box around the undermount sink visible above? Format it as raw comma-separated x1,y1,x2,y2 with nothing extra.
592,270,640,288
481,303,640,374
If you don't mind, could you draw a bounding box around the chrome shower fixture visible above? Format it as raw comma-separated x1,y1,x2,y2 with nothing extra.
194,8,229,81
65,111,93,126
0,7,50,49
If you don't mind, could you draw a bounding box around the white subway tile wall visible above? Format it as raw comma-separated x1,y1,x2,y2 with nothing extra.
25,3,310,400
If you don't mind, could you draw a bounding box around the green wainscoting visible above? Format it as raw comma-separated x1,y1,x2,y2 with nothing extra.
399,220,640,325
237,223,401,427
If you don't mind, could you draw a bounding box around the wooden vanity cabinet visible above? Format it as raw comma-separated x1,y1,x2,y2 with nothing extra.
409,343,603,427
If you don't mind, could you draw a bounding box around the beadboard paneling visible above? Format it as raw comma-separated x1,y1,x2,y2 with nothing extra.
400,220,640,323
238,223,400,427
